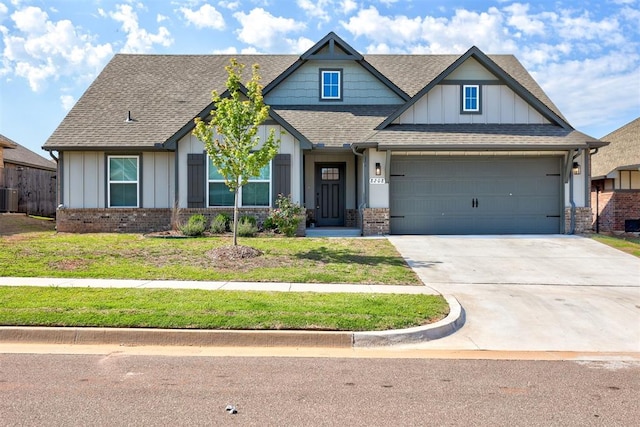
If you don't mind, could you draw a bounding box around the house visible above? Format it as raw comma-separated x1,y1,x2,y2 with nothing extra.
43,32,605,235
590,117,640,233
0,134,57,216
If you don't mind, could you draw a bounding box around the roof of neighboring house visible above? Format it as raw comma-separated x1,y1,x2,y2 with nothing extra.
0,135,56,170
591,117,640,178
365,124,600,150
44,43,575,151
0,134,18,149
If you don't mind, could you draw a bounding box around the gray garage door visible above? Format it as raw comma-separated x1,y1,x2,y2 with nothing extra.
390,156,562,234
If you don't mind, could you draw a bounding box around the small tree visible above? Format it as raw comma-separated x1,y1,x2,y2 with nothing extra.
193,59,279,246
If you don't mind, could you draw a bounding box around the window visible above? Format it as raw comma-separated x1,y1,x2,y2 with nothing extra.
462,84,481,113
321,167,340,180
108,155,139,207
320,69,341,100
207,158,271,207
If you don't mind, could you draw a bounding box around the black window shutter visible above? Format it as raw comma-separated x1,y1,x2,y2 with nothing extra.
187,153,206,208
272,154,291,206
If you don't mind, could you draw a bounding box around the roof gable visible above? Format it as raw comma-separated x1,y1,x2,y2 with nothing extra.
591,117,640,178
0,134,55,170
376,46,572,130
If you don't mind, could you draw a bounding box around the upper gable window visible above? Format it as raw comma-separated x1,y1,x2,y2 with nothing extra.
320,69,342,101
462,85,481,113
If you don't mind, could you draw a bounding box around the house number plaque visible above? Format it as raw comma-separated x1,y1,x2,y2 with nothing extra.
369,178,386,184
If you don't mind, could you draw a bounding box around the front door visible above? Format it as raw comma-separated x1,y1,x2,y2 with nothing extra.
315,163,345,226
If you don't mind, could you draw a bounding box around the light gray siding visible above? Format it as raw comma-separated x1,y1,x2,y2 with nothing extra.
397,84,549,125
63,151,174,209
265,60,403,105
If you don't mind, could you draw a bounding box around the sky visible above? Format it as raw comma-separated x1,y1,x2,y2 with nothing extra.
1,0,639,158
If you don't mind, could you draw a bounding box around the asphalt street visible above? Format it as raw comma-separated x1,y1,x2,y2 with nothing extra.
1,353,638,426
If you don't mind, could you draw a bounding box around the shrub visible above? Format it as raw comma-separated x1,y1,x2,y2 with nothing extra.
262,216,277,231
237,217,258,237
180,214,207,237
268,194,304,237
239,215,257,227
210,213,229,234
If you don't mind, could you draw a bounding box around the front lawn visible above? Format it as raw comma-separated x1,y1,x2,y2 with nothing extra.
0,232,421,285
591,234,640,258
0,287,447,331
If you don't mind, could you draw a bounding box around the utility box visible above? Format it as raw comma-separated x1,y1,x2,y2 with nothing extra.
0,188,19,212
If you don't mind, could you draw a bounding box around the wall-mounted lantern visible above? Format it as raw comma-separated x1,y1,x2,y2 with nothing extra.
375,162,381,176
572,162,581,175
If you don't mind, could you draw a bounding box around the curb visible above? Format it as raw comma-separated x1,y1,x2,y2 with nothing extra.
0,296,464,349
353,295,465,347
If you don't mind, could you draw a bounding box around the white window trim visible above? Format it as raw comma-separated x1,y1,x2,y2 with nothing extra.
321,70,341,100
107,155,139,208
462,84,480,113
207,160,272,207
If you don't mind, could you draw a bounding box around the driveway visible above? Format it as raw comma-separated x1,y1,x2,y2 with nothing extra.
388,235,640,352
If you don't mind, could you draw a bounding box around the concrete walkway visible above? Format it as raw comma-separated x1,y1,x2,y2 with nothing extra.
388,235,640,353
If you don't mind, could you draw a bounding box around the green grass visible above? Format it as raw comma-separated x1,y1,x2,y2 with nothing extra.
592,234,640,258
0,232,420,285
0,287,448,331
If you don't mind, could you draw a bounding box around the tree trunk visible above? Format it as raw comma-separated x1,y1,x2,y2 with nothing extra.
232,188,239,246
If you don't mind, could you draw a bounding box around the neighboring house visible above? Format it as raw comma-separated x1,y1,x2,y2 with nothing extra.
43,32,605,235
590,117,640,233
0,134,57,216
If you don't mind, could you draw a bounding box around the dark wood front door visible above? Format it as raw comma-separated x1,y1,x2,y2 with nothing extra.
315,163,345,226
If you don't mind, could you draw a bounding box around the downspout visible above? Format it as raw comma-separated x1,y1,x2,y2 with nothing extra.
48,150,62,210
352,145,366,236
590,147,600,233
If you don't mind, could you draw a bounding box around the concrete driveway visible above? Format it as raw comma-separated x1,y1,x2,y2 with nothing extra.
388,235,640,352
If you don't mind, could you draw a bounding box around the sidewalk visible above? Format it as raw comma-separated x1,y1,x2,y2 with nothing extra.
0,277,463,348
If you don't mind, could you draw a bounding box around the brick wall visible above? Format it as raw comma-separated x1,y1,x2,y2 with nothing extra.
345,209,360,228
56,207,307,236
362,208,389,236
564,207,592,234
591,190,640,232
56,208,173,233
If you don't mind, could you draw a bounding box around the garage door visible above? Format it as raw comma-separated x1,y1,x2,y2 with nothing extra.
390,156,562,234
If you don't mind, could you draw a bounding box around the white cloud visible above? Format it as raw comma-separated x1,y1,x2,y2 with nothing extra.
533,52,640,130
180,3,225,30
2,5,113,91
233,8,305,50
106,4,173,53
60,94,75,110
297,0,331,22
218,0,240,10
0,3,9,20
504,3,546,36
341,0,357,14
157,13,168,23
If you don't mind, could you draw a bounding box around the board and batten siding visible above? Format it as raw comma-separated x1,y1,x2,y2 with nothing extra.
177,124,301,208
63,151,174,209
396,84,549,125
265,60,404,105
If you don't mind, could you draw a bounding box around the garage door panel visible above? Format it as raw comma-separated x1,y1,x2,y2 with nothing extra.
390,156,562,234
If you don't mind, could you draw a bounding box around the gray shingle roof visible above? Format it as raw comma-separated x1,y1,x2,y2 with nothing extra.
272,105,398,146
44,48,573,151
591,117,640,178
0,134,18,148
366,124,600,150
0,134,56,170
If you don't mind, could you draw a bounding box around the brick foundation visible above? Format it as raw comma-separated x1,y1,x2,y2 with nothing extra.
56,207,306,236
345,209,360,228
564,207,592,234
590,190,640,232
362,208,389,236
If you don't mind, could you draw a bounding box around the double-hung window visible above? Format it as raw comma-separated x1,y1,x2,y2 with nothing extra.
462,84,481,113
320,69,341,100
207,158,271,207
108,155,139,207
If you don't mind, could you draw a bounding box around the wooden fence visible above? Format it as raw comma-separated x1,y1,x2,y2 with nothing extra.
2,165,57,217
